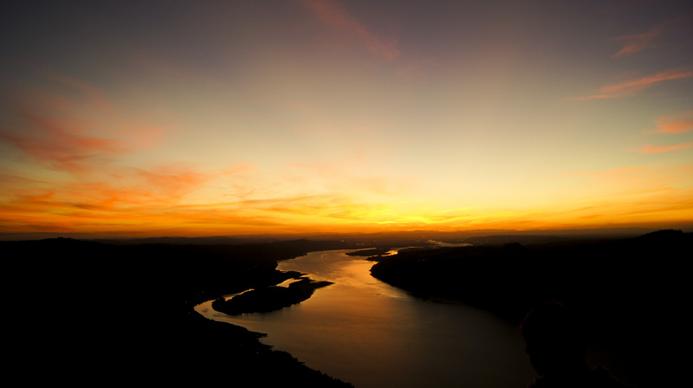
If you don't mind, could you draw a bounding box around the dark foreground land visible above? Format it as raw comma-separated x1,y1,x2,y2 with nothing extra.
3,238,354,386
4,231,690,386
371,230,692,387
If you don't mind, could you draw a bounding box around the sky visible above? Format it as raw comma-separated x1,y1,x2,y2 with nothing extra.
1,0,693,236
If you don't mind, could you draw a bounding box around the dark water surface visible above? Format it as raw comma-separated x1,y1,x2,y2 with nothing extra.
196,249,533,387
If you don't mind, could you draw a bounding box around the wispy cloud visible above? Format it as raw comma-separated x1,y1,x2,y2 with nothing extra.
0,77,164,173
655,110,693,134
637,142,693,154
0,113,127,172
0,181,391,235
612,27,661,59
576,69,693,100
135,166,211,199
301,0,399,61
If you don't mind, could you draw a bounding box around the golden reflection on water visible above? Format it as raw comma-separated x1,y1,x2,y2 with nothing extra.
195,250,532,388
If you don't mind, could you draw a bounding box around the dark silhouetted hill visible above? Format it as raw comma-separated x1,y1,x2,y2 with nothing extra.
3,238,353,386
370,231,692,387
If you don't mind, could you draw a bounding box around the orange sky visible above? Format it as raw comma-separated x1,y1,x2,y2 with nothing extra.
1,1,693,236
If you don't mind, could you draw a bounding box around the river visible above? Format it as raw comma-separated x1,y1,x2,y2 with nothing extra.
195,249,533,387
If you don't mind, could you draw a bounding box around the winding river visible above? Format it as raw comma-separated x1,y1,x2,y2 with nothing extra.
196,249,533,387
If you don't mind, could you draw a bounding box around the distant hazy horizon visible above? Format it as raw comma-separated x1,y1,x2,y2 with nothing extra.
2,225,691,241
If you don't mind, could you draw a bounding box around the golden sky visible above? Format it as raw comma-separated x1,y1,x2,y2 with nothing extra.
1,1,693,236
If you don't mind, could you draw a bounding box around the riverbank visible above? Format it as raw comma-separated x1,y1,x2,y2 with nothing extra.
369,230,692,387
199,249,533,388
4,238,354,386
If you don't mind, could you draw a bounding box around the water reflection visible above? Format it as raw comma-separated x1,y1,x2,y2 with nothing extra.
196,249,532,388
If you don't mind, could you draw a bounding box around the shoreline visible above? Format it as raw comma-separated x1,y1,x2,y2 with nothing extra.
193,249,359,386
4,238,357,386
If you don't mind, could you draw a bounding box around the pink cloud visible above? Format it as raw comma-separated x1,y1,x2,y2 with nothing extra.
136,166,210,198
301,0,399,61
0,113,127,172
655,110,693,134
577,69,693,100
0,77,165,173
612,27,661,59
637,142,693,154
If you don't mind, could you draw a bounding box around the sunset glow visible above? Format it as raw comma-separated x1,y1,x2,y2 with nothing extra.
1,1,693,236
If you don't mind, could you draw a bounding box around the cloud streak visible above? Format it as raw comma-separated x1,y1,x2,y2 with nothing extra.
0,113,127,173
637,142,693,154
577,69,693,100
0,182,393,236
612,27,661,59
0,77,164,173
301,0,399,61
655,110,693,134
